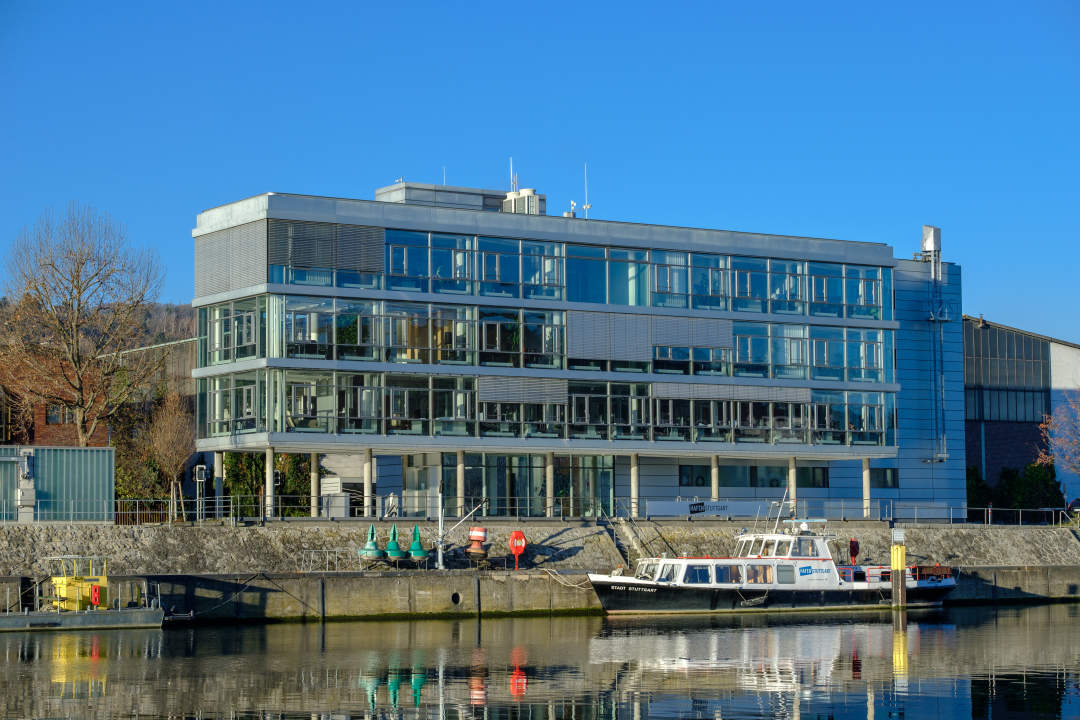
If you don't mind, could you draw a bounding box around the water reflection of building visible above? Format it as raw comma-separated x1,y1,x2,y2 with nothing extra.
0,608,1078,718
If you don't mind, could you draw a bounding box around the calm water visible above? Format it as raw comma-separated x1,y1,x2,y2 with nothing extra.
1,605,1079,719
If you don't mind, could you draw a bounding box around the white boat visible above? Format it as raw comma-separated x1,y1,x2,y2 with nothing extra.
588,522,956,614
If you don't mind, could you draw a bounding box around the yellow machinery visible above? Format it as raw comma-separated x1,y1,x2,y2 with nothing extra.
47,556,109,612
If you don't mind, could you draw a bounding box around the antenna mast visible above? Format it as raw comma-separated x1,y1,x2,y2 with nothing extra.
582,162,592,219
509,157,518,192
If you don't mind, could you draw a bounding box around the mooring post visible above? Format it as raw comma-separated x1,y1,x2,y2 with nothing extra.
890,527,907,608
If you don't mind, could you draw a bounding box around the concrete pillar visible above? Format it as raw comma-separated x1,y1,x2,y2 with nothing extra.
862,458,872,519
630,453,640,518
309,452,319,518
710,455,719,502
264,447,274,519
788,457,798,515
456,450,466,517
401,454,409,515
545,452,555,518
362,448,373,518
213,451,224,519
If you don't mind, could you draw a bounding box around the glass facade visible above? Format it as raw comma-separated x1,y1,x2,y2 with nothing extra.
197,211,903,516
963,319,1051,422
263,221,893,321
199,296,894,383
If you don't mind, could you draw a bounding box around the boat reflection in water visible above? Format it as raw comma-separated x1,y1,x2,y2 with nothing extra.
0,605,1078,718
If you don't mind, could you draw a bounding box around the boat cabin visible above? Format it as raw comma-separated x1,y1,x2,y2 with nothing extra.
632,530,843,590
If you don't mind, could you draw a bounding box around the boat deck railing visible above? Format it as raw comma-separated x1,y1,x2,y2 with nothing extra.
837,564,953,583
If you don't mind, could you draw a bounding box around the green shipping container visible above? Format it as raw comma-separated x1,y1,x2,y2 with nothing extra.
0,446,114,522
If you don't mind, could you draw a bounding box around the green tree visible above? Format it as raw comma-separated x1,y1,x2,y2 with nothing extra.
222,452,312,516
995,463,1065,509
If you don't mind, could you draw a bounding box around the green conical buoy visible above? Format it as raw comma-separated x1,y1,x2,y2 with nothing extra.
359,524,384,558
387,668,402,708
408,525,429,560
386,523,407,559
411,667,426,706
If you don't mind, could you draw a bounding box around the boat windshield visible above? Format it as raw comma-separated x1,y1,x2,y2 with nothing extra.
636,561,658,580
791,537,818,557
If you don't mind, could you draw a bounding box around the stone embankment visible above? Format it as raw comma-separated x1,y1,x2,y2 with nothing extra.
613,520,1080,567
1,519,1080,621
0,520,622,577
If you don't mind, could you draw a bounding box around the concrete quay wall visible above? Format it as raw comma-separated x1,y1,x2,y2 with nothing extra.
0,570,601,621
4,565,1080,622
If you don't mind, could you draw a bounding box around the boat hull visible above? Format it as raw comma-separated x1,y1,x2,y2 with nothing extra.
590,579,955,614
0,607,165,632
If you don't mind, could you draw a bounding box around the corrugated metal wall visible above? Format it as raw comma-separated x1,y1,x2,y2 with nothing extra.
0,446,114,522
0,459,15,521
267,220,383,273
194,219,268,297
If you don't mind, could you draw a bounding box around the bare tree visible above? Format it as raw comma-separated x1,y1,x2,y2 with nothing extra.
1038,391,1080,482
0,204,164,446
150,391,194,521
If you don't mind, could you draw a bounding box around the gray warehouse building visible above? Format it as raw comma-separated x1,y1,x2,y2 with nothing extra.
192,183,964,519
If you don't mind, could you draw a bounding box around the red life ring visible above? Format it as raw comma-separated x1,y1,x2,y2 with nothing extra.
90,584,100,607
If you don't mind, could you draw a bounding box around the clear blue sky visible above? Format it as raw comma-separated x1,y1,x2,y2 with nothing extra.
2,2,1077,340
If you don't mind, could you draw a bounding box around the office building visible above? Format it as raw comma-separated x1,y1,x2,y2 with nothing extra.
963,316,1080,499
192,182,964,518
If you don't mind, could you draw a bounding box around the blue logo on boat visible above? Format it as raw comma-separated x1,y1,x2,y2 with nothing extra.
799,566,830,576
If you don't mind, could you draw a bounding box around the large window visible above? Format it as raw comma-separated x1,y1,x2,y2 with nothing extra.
205,298,263,365
430,234,473,295
384,303,430,364
386,230,429,292
478,237,520,298
479,307,522,367
285,296,333,360
335,300,378,361
652,250,689,308
522,241,563,299
732,257,768,313
691,253,727,311
565,244,607,304
607,249,650,306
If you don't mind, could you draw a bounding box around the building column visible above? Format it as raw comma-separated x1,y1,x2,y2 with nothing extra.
545,452,555,518
213,451,224,519
862,458,872,519
309,452,319,518
264,447,274,519
788,457,798,515
456,450,466,517
362,448,373,518
630,453,640,518
710,455,719,502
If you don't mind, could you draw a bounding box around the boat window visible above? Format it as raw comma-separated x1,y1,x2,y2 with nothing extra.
750,538,766,556
775,540,792,556
761,540,776,557
636,562,658,580
714,564,743,584
776,564,796,584
683,565,711,584
746,564,774,584
657,564,678,582
734,540,746,557
792,538,817,557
